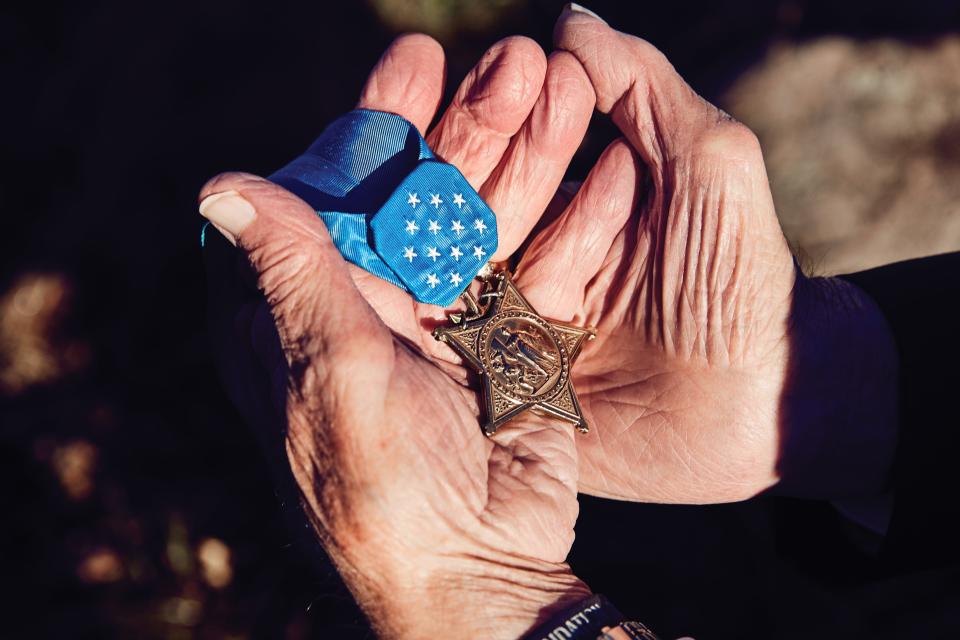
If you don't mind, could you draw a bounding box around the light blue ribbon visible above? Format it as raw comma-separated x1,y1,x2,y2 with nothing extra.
269,109,498,307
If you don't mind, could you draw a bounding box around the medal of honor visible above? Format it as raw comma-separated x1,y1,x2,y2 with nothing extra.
266,109,595,436
434,272,595,436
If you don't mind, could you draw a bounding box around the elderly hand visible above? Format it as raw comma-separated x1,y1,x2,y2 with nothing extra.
511,7,899,504
200,34,597,638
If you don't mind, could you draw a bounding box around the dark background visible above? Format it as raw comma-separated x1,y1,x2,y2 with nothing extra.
2,1,959,638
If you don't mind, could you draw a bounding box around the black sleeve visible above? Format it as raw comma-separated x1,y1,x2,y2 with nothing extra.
841,252,960,570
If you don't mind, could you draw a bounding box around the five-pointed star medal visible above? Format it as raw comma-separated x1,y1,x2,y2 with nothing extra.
433,272,595,436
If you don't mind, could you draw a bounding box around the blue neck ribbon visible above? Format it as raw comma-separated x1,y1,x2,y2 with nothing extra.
269,109,498,307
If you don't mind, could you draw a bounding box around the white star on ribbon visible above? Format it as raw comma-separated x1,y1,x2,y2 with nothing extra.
426,273,440,288
430,193,443,208
450,246,463,261
473,245,486,259
426,247,440,261
452,193,466,208
450,220,465,235
427,220,441,234
405,220,419,234
403,247,417,262
450,272,463,286
473,219,487,233
407,192,420,207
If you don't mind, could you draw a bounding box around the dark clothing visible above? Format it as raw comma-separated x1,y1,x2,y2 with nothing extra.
571,253,960,639
843,252,960,571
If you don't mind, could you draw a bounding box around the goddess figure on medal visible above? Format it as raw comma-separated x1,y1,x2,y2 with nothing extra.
489,320,559,395
434,271,595,436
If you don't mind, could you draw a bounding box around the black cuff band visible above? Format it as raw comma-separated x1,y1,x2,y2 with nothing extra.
523,594,625,640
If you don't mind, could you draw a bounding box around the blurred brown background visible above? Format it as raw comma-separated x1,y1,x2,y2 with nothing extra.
2,1,959,638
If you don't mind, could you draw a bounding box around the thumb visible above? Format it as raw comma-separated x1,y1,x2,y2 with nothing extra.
198,172,391,374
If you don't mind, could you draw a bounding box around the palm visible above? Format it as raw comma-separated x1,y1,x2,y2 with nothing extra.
344,272,579,564
515,137,795,503
367,344,578,562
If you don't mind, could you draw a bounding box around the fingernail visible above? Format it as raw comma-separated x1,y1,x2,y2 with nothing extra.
199,191,256,246
563,3,606,23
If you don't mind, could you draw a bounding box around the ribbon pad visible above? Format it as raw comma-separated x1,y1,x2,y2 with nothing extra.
269,109,497,307
370,161,497,306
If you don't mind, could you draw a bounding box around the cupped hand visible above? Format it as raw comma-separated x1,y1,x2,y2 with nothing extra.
200,34,596,638
512,9,898,504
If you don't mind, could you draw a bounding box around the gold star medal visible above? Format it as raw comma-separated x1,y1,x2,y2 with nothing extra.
433,271,595,436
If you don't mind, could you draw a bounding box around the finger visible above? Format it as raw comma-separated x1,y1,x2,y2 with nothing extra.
357,33,446,135
553,6,722,170
427,36,547,188
483,51,595,260
199,173,393,379
514,139,641,321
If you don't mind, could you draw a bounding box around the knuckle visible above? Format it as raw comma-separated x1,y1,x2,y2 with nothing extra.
691,119,763,164
545,52,596,114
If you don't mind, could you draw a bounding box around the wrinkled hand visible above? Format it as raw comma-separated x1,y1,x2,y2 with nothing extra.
511,9,899,504
200,34,596,638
